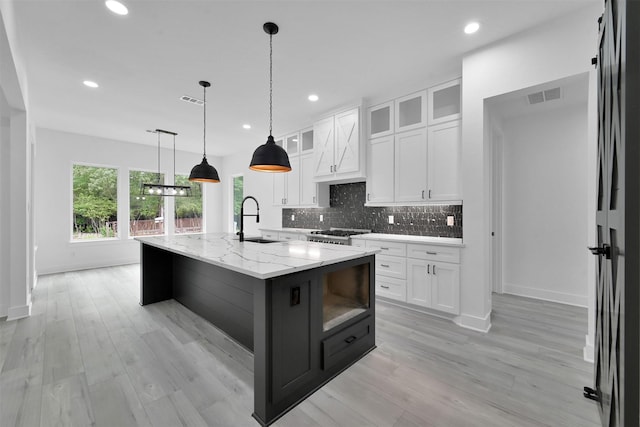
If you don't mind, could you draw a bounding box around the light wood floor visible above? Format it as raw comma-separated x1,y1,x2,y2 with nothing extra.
0,264,600,426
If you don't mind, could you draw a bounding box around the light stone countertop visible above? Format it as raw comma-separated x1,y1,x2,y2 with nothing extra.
350,233,464,247
259,227,320,234
136,233,379,280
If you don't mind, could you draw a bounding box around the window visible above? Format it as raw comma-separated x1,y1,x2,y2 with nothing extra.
129,170,165,237
72,164,118,240
174,174,202,234
233,175,244,233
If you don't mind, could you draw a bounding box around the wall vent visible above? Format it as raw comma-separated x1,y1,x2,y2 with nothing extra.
179,95,204,106
527,87,562,105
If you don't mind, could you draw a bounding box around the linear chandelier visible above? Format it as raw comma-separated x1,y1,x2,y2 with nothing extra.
141,129,192,197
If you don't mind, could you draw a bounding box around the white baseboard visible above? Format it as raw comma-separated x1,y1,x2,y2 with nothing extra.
583,334,594,363
37,258,139,276
503,282,588,307
454,311,492,333
6,302,32,321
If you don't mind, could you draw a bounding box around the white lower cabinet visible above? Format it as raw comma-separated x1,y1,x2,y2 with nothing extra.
260,230,307,241
353,237,461,315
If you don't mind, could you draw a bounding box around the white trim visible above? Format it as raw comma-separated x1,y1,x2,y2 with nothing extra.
503,282,588,307
6,302,31,321
454,311,492,333
583,334,594,363
36,258,139,276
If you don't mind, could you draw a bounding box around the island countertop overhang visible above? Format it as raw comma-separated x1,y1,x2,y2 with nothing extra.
135,233,380,280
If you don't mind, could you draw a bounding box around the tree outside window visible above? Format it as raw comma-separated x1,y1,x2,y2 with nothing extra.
72,164,118,240
129,170,165,237
175,174,202,234
233,175,244,233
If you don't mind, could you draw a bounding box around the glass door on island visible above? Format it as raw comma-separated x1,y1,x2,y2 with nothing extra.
322,263,370,331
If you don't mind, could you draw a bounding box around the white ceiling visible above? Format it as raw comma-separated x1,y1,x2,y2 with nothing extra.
11,0,598,157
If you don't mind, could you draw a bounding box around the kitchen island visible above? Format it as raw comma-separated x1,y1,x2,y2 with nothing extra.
136,233,378,426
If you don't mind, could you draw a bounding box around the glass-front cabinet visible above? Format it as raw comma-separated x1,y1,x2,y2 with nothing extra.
394,90,427,132
368,101,394,138
428,78,461,126
301,127,314,153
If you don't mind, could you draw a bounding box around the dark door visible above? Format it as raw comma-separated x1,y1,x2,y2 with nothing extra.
592,1,639,426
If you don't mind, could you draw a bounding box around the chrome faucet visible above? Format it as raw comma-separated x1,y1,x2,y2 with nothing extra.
238,196,260,242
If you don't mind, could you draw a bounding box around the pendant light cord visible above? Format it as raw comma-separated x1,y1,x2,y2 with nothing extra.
269,31,273,136
173,134,176,181
157,131,161,184
203,84,207,158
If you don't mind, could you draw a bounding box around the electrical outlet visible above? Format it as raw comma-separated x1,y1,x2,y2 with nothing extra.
447,216,454,226
319,214,324,222
388,215,394,224
291,214,295,221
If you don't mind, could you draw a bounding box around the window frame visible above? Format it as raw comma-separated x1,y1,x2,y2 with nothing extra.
127,167,168,239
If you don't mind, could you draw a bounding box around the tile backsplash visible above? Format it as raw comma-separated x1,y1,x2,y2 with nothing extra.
282,182,462,238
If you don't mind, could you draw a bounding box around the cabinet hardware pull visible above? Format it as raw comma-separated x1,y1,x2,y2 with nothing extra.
422,190,425,199
381,285,390,289
380,264,390,268
433,265,436,275
427,264,430,274
313,196,316,203
334,164,337,172
380,247,389,250
429,189,432,198
367,193,370,201
426,251,437,255
344,336,357,344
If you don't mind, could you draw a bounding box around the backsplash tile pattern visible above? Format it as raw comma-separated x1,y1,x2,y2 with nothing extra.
282,182,462,238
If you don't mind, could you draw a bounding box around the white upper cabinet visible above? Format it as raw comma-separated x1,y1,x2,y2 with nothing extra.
394,90,427,132
285,133,299,156
366,135,394,203
274,136,285,150
394,128,428,202
313,107,364,182
312,116,335,179
273,154,300,206
368,101,394,138
428,78,461,126
427,120,461,201
300,127,314,154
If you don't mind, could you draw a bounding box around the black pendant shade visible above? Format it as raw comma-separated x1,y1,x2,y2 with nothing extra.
249,22,291,173
189,80,220,183
249,135,291,172
189,156,220,182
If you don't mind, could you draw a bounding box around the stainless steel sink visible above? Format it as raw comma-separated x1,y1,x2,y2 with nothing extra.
242,237,279,244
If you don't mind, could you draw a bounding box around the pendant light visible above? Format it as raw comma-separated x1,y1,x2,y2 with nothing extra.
249,22,291,172
189,80,220,183
141,129,192,197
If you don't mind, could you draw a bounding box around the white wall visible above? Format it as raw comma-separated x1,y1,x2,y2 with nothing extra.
220,147,282,236
0,5,34,320
34,128,223,274
501,104,588,306
459,3,601,332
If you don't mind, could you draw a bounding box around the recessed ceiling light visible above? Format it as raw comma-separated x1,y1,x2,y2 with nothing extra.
464,22,480,34
308,94,319,102
242,124,251,130
105,0,128,16
83,80,99,88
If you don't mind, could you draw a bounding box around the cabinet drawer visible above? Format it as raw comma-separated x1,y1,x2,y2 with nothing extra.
407,243,460,263
350,239,366,248
322,316,373,371
376,276,406,302
376,255,406,279
366,240,407,257
278,232,299,241
261,231,278,240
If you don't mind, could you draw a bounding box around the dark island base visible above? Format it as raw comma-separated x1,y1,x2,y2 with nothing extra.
139,243,376,426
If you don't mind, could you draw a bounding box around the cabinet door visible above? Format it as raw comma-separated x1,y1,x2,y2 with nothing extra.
334,108,360,175
287,156,301,206
299,153,316,206
394,128,427,202
430,262,460,314
428,79,461,126
313,116,334,179
427,120,461,201
301,128,314,154
395,90,427,133
273,173,286,206
286,133,299,156
368,101,394,138
366,136,394,203
407,258,431,307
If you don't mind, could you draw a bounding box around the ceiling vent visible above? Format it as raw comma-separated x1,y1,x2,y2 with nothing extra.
527,87,561,105
179,95,204,106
